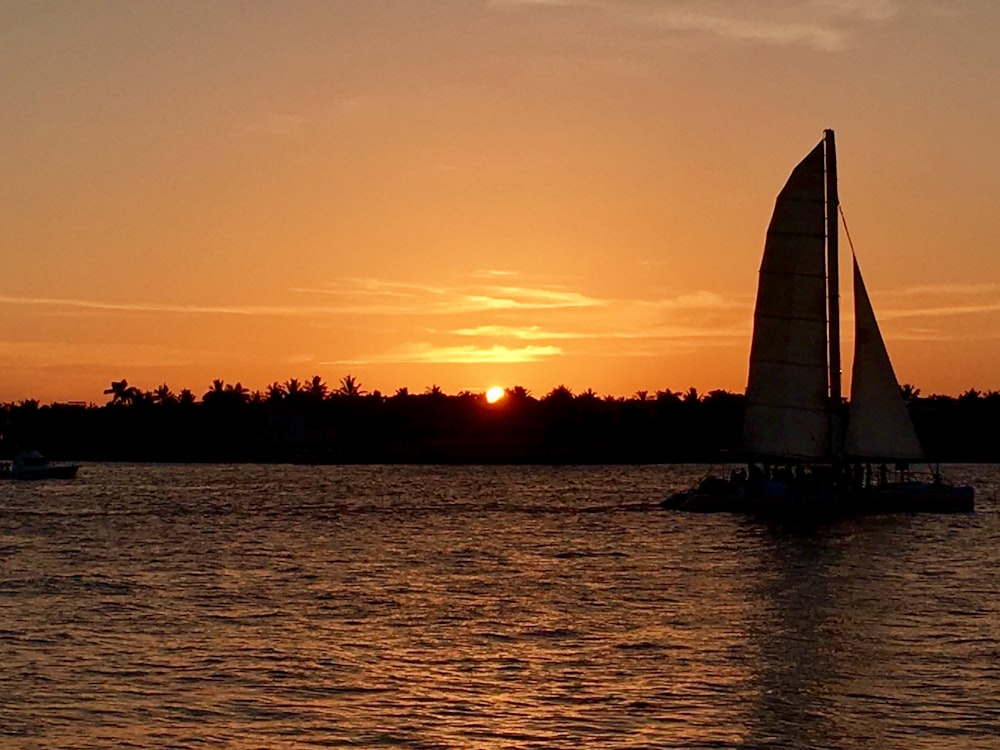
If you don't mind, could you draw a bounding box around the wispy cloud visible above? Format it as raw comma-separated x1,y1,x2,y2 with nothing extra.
294,277,605,315
864,281,1000,321
0,294,333,318
470,268,520,278
326,343,563,365
644,291,743,311
492,0,906,52
883,282,1000,298
245,112,310,137
452,325,587,340
644,8,845,52
449,321,748,342
0,340,199,368
876,303,1000,321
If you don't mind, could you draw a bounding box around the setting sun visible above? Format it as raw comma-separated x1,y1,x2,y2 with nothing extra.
486,386,505,404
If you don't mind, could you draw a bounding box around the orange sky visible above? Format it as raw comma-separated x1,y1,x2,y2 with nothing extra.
4,1,1000,404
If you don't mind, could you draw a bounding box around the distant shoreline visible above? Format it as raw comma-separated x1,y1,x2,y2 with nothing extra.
3,388,998,464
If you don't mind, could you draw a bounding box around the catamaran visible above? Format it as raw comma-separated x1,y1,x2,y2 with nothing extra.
663,130,974,515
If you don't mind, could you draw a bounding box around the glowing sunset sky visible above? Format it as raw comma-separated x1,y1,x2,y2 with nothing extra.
4,0,999,403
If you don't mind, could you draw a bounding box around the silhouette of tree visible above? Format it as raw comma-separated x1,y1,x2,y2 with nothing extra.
900,383,921,401
266,382,286,402
544,385,573,404
228,382,249,403
152,383,176,405
178,389,196,406
392,386,409,399
635,390,649,401
202,380,248,407
306,375,329,400
337,375,365,398
202,379,227,404
284,378,303,399
505,385,533,403
104,379,141,406
656,389,681,403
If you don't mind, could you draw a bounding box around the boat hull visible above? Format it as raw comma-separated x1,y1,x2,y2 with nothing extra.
662,481,974,516
2,464,79,481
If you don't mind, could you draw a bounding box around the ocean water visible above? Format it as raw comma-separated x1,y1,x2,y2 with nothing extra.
1,463,999,749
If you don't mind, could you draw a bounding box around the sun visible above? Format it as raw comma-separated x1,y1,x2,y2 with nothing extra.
485,386,505,404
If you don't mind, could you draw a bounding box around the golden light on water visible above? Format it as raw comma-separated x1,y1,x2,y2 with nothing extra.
486,386,505,404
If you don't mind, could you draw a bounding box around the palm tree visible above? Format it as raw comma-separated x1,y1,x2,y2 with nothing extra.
227,382,249,403
506,385,533,401
544,385,573,403
306,375,329,400
178,389,196,406
337,375,366,398
202,379,227,403
152,383,176,405
284,378,302,399
104,379,141,406
266,382,286,402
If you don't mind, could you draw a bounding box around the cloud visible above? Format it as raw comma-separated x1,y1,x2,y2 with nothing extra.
326,343,563,365
0,294,334,318
875,303,1000,321
452,325,587,340
245,112,310,137
491,0,905,52
294,277,605,315
644,8,845,52
645,290,744,311
470,268,520,278
489,0,592,7
449,321,748,342
0,340,199,368
882,282,1000,298
860,281,1000,321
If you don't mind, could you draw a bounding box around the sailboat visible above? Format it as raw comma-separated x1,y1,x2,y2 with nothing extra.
664,130,974,515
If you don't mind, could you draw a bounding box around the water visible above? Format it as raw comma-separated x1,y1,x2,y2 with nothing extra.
2,463,999,748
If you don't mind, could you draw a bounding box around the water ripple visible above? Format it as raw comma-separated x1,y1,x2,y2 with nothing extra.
2,463,1000,748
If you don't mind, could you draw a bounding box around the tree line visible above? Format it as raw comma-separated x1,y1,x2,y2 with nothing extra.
2,377,998,463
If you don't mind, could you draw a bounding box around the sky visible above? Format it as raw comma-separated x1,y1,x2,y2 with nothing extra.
3,0,1000,404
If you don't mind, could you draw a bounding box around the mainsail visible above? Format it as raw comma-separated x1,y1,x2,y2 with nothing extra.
844,257,924,461
742,141,831,460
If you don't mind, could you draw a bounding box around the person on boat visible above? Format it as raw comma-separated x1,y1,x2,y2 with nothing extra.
851,464,864,493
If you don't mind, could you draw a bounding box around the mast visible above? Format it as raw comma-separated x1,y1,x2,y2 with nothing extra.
824,129,842,443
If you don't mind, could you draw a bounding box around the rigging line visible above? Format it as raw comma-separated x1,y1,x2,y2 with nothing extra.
838,204,857,258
